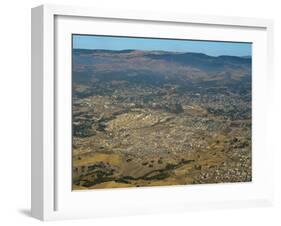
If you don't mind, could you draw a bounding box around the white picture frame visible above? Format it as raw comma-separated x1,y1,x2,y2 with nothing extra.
31,4,274,221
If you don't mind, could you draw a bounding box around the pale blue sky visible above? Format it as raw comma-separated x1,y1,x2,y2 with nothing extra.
73,34,252,57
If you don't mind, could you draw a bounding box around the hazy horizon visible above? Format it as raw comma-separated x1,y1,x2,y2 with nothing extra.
73,34,252,57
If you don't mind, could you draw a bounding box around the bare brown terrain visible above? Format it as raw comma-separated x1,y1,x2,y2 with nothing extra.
72,49,252,189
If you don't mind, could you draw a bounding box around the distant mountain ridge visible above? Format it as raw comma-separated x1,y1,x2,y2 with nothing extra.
73,48,251,93
73,48,252,59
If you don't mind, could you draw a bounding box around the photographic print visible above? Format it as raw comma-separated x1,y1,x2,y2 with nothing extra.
72,35,252,190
